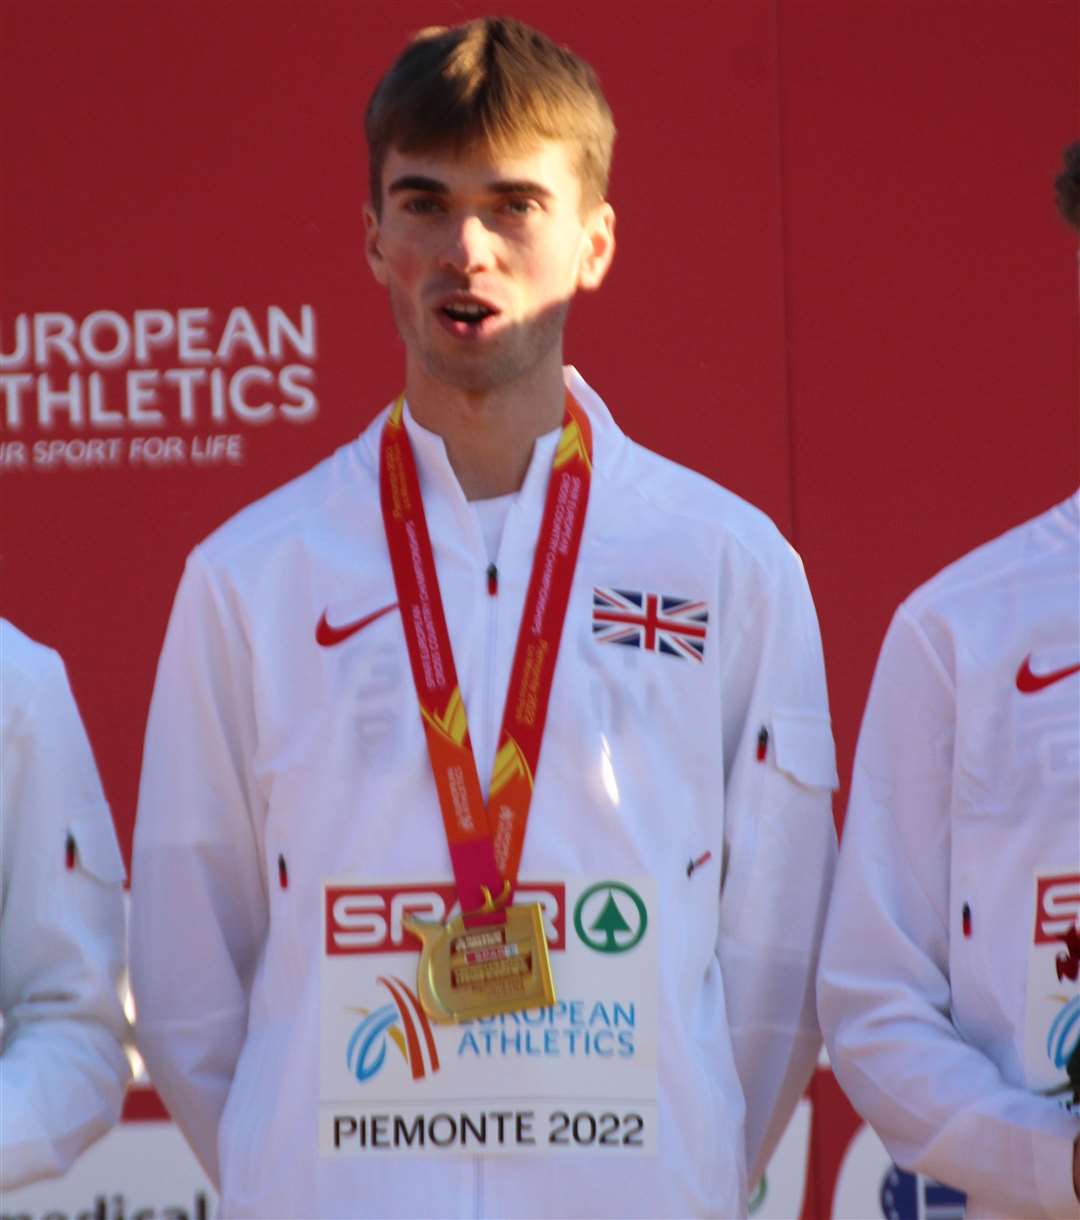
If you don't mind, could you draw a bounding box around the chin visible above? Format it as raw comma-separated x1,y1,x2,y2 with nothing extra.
421,348,534,395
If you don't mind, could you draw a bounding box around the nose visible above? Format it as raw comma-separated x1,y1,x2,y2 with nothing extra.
439,214,495,275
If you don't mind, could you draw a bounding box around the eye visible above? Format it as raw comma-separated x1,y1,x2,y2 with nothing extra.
402,196,446,216
499,197,539,217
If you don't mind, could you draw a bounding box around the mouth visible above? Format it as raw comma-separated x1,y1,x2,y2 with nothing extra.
435,295,502,339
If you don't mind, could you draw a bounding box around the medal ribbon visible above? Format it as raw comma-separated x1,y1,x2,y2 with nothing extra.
380,390,592,920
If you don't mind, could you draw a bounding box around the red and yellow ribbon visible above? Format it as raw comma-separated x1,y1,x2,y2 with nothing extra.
379,391,592,920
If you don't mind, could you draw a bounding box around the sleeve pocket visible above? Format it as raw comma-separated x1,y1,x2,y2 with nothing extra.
70,807,127,884
771,713,839,791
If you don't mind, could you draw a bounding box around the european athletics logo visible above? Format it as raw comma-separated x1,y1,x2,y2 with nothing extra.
1047,995,1080,1076
346,976,440,1083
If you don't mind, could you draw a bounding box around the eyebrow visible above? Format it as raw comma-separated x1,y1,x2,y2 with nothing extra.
487,179,554,200
386,175,554,201
387,175,448,196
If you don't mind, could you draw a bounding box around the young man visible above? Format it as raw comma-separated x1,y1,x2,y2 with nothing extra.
131,19,837,1218
1,619,130,1189
817,142,1080,1219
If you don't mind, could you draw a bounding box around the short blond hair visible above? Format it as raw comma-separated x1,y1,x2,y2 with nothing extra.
365,17,615,214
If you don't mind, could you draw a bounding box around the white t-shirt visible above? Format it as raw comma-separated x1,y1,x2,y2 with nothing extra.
470,492,516,564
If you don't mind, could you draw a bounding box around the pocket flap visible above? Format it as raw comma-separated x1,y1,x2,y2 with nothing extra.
771,713,839,791
70,808,127,884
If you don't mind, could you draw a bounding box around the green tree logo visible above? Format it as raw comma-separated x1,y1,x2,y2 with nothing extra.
573,882,648,953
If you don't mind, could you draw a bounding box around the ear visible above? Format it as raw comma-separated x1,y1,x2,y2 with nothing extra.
576,202,616,292
364,203,388,287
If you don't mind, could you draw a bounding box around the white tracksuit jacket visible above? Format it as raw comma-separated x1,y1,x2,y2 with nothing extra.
131,368,838,1219
0,619,131,1189
818,493,1080,1220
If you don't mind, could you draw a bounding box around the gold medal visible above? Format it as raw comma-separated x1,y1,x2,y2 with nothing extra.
404,889,556,1023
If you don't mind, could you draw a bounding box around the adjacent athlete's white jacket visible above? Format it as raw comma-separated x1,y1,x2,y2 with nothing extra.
0,620,131,1189
131,369,838,1219
818,493,1080,1220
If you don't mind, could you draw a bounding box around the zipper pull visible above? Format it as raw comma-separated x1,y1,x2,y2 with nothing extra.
756,726,769,762
487,563,498,596
686,850,712,878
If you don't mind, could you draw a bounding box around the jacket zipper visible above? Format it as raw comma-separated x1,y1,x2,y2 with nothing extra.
483,563,500,794
474,1153,483,1219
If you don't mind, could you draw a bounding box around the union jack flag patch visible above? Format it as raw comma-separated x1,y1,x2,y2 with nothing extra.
592,588,708,662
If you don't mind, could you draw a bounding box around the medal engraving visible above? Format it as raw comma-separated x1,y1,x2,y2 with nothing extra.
404,902,556,1023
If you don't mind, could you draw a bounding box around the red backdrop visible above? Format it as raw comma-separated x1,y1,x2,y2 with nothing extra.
2,3,1077,1216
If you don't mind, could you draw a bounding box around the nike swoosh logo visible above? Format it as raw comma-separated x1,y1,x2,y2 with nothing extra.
1015,655,1080,694
315,602,398,647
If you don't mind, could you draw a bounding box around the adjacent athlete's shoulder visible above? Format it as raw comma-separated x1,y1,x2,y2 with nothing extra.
0,619,67,722
904,491,1079,620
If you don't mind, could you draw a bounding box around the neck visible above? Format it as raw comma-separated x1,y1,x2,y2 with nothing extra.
404,358,566,501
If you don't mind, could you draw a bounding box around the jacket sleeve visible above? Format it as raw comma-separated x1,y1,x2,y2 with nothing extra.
716,542,839,1186
0,647,131,1189
130,549,268,1188
816,607,1080,1219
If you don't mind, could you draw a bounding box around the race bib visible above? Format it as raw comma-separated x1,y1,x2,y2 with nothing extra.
1022,870,1080,1095
320,875,659,1157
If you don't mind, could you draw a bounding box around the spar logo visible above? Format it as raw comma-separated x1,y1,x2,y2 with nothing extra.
346,975,440,1084
325,881,566,955
1032,873,1080,1088
1034,874,1080,945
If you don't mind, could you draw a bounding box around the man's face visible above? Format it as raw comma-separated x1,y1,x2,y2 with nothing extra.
364,140,615,394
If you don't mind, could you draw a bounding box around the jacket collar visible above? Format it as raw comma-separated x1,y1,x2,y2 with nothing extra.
356,366,626,523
